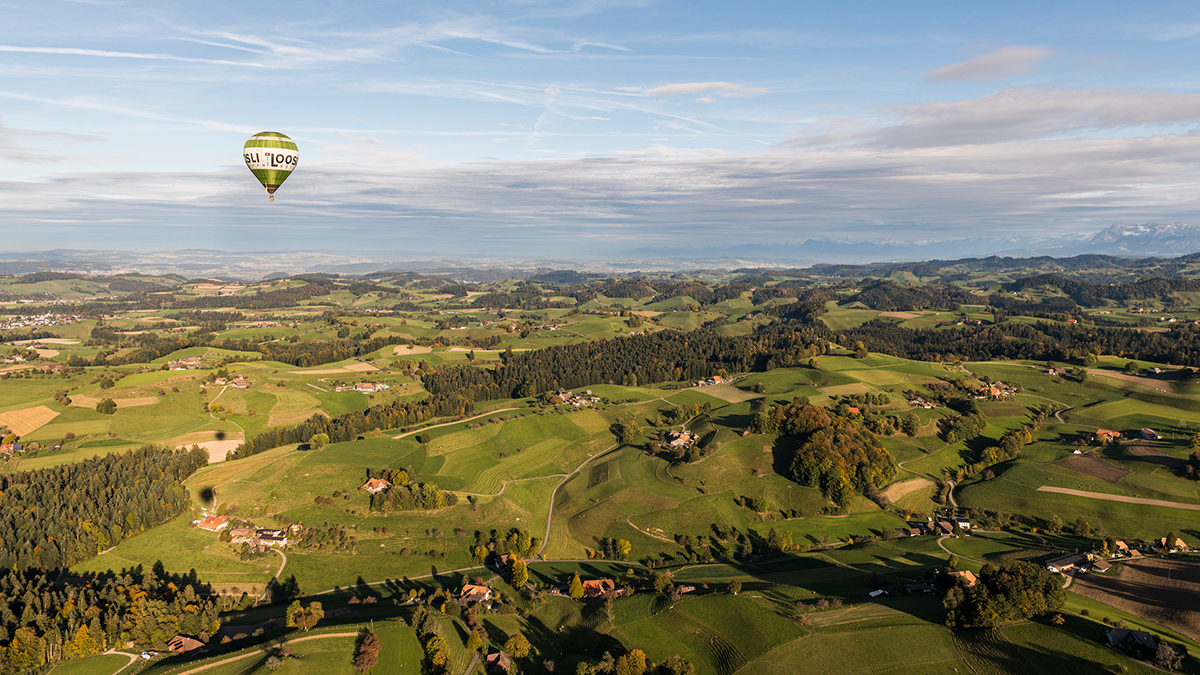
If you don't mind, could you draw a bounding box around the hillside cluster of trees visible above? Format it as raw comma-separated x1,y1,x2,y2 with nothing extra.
0,567,221,673
0,446,208,572
751,401,896,506
943,562,1065,628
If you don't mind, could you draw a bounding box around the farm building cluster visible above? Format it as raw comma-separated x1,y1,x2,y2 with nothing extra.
168,356,205,370
333,382,390,393
693,375,727,387
209,376,250,388
195,514,297,549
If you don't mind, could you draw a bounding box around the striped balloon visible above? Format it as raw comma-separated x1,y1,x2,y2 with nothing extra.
243,132,299,201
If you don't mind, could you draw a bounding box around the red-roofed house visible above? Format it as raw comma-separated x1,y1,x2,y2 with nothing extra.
949,570,978,587
581,579,616,599
361,478,390,494
167,635,203,654
197,515,228,532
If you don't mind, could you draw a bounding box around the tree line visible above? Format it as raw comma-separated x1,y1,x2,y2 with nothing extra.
230,393,474,458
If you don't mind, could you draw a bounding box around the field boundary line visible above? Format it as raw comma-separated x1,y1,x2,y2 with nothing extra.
1036,486,1200,511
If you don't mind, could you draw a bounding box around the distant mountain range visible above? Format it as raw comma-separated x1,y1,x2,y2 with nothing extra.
4,223,1200,278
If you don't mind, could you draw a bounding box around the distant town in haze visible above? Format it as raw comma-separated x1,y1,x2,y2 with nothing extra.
2,2,1200,675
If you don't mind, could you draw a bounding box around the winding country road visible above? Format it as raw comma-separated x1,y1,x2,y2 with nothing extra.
168,632,360,675
537,442,620,557
391,408,522,440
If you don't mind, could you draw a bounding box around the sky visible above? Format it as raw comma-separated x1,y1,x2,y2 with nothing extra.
2,0,1200,259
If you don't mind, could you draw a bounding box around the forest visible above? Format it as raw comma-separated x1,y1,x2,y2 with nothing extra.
0,566,221,674
0,446,208,572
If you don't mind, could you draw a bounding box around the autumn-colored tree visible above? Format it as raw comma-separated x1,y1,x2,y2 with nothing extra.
569,572,584,599
505,633,532,659
510,559,529,587
354,630,381,672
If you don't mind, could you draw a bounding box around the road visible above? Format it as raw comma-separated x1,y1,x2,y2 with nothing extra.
391,407,522,439
105,650,141,675
168,632,360,675
260,549,287,602
1036,486,1200,511
537,442,620,557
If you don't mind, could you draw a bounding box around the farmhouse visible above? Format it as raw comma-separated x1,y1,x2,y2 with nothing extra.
0,443,24,457
214,377,228,386
361,477,391,494
948,570,978,587
1108,628,1157,652
1158,537,1189,553
229,527,255,545
1139,428,1162,440
581,579,616,599
1046,553,1087,573
1090,559,1111,573
1092,429,1121,444
167,635,204,654
197,515,228,532
954,517,971,531
935,521,955,536
485,650,513,673
908,397,936,408
902,583,937,595
666,431,694,448
459,584,492,606
230,378,250,389
255,529,287,547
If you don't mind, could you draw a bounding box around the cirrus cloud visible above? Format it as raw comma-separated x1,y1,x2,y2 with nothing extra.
618,81,771,103
923,46,1055,83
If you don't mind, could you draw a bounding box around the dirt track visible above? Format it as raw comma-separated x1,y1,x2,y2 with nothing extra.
1036,486,1200,511
1086,370,1172,392
170,632,359,675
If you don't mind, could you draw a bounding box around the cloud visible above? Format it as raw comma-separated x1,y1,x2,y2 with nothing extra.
620,81,771,101
571,40,631,52
923,46,1055,83
0,120,102,164
0,44,265,67
873,87,1200,148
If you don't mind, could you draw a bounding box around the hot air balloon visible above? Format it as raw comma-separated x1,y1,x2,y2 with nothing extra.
243,132,298,201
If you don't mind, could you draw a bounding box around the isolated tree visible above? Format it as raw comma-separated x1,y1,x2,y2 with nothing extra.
728,579,742,595
615,649,647,675
465,629,483,653
902,413,920,437
510,559,529,588
505,633,531,659
569,573,584,599
1124,361,1139,374
95,398,117,415
354,630,381,672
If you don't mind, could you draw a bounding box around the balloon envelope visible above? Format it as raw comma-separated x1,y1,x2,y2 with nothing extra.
243,132,298,200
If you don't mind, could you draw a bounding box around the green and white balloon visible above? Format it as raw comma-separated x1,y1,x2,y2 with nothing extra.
243,132,298,201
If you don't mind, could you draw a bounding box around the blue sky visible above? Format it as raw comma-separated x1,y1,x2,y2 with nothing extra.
2,0,1200,258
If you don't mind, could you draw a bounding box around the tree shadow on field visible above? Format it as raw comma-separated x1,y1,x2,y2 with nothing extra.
771,436,802,479
521,611,625,666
